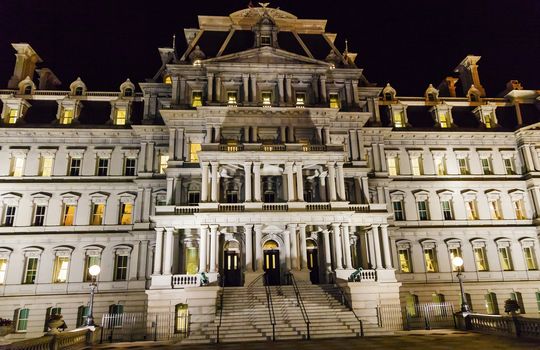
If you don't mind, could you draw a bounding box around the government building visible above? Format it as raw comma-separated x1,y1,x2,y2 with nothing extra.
1,5,539,343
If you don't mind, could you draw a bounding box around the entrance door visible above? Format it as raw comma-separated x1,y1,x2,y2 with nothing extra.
263,249,280,285
307,248,320,284
223,251,241,286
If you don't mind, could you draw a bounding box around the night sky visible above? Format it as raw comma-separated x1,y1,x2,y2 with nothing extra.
1,0,539,96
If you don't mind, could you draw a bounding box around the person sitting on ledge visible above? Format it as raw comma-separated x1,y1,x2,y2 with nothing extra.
349,267,364,282
200,272,209,286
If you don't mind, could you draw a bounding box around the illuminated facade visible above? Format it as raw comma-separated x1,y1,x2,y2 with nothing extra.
1,4,540,342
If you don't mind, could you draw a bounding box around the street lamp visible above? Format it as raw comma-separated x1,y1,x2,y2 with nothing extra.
451,257,470,313
85,265,101,326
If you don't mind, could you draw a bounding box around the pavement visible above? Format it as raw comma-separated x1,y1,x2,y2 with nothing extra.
90,330,540,350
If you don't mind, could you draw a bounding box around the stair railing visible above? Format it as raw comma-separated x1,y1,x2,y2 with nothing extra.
216,275,226,343
286,272,311,340
335,283,364,337
264,274,277,341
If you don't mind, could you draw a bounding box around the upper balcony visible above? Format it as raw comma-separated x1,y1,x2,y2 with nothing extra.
202,143,343,153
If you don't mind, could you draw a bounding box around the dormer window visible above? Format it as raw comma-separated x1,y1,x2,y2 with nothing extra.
329,93,340,108
439,112,450,128
23,85,32,95
261,35,271,46
164,75,172,84
6,108,18,124
262,92,272,107
75,87,83,96
393,111,405,127
473,104,498,129
124,88,133,97
114,109,127,125
430,104,453,129
296,93,305,108
427,93,435,102
60,109,74,125
470,94,478,102
192,91,202,107
384,93,392,101
227,91,237,107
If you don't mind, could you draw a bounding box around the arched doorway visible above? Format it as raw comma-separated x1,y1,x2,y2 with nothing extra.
306,239,319,284
223,240,242,286
263,240,280,285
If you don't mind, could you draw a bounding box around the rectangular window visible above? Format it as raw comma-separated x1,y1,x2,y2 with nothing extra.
498,246,513,271
474,247,489,271
513,199,526,220
465,200,478,220
458,158,470,175
39,156,54,176
68,157,82,176
449,248,462,272
439,112,450,128
53,256,69,283
191,91,202,107
114,109,127,125
96,158,109,176
489,200,503,220
424,247,438,272
417,200,429,220
523,246,538,270
4,206,16,226
485,293,499,315
60,109,74,124
392,111,405,128
392,201,405,221
387,156,399,176
124,158,136,176
481,157,492,175
504,158,515,175
262,92,272,107
33,205,46,226
441,200,453,220
226,190,238,204
23,257,38,284
188,191,200,205
16,308,29,332
159,154,169,173
77,306,90,327
62,205,76,226
434,157,446,175
329,93,340,109
114,255,128,281
7,108,19,124
295,93,305,108
10,156,25,177
227,91,237,106
261,35,271,46
119,203,133,225
84,255,101,282
109,304,124,327
510,292,525,314
189,143,201,162
410,157,423,176
91,204,105,225
0,258,7,284
536,292,540,313
398,249,411,273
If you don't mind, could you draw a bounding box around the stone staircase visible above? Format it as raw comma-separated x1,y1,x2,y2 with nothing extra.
183,280,390,344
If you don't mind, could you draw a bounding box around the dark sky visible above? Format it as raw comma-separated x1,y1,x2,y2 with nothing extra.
1,0,539,96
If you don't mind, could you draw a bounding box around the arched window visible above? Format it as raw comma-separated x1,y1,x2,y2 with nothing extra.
75,86,84,96
406,294,419,317
124,88,133,97
484,292,499,314
24,85,32,95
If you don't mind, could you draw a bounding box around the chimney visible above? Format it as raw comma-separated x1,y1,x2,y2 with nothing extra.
36,68,62,90
454,55,486,97
7,43,43,89
437,76,459,97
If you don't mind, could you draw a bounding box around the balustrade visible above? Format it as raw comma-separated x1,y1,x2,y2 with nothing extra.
172,274,200,288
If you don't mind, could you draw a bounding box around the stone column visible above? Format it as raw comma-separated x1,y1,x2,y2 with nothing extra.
168,128,176,159
206,73,214,103
163,227,174,275
201,162,209,202
367,228,375,268
174,176,182,204
356,130,364,160
135,188,144,223
255,225,263,271
298,224,307,270
319,174,327,202
245,224,253,272
349,130,359,160
146,142,155,173
361,177,370,203
250,74,257,103
211,162,219,202
214,126,221,143
242,74,249,103
324,128,331,145
285,75,292,103
372,143,381,171
288,224,298,270
199,226,208,272
209,225,218,273
215,75,222,103
166,177,174,205
138,142,147,172
332,223,343,269
176,128,184,161
342,224,353,269
244,162,252,202
286,162,295,201
380,224,393,269
336,162,345,200
280,126,286,142
253,162,261,201
296,162,304,201
277,74,285,104
284,229,291,270
205,125,213,143
322,230,332,272
179,77,186,104
327,162,337,201
371,225,383,269
320,75,327,103
153,227,164,275
251,126,258,142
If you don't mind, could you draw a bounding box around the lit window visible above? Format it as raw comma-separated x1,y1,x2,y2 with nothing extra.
114,255,128,281
489,199,503,220
164,75,172,84
484,112,495,128
474,246,489,271
498,246,513,271
439,112,450,128
84,255,100,282
434,157,446,175
23,257,38,284
53,256,69,283
4,206,16,226
33,205,46,226
441,200,453,220
119,203,133,225
513,199,526,219
39,156,54,177
6,108,18,124
329,93,340,108
0,258,7,284
69,157,82,176
227,91,237,106
62,205,76,226
480,157,492,175
262,92,272,107
261,35,271,46
159,154,169,173
188,192,200,205
296,93,305,108
91,204,105,225
449,248,462,272
16,308,29,332
124,158,136,176
387,156,399,176
192,91,202,107
398,248,411,273
60,109,74,124
465,200,479,220
458,158,470,175
392,201,405,221
423,247,438,272
175,304,189,334
114,109,127,125
406,294,419,317
410,157,423,176
392,111,405,128
523,246,537,270
10,156,25,177
417,200,429,220
189,143,201,162
96,158,109,176
484,293,499,314
503,158,515,175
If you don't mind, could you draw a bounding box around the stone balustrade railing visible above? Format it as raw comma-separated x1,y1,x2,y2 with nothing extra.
262,203,289,211
349,269,377,282
175,206,200,215
167,202,374,214
348,204,370,212
218,203,245,212
306,203,331,211
172,274,200,288
5,328,99,350
459,313,540,340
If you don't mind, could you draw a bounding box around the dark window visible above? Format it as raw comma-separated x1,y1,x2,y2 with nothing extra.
33,205,46,226
24,85,32,95
124,158,136,176
264,191,275,203
69,158,81,176
77,306,90,327
114,255,128,281
384,92,393,101
4,206,16,226
188,192,200,205
97,158,109,176
261,35,271,46
226,191,238,203
124,88,133,97
393,201,405,221
75,87,83,96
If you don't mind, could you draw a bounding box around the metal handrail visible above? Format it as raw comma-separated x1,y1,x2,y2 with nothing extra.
263,274,277,341
216,275,226,343
335,283,364,337
286,272,311,340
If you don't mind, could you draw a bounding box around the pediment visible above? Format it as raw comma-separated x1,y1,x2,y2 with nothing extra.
204,46,331,67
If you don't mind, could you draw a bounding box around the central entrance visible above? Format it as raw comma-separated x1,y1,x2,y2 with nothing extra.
263,240,280,285
223,241,242,286
307,239,319,284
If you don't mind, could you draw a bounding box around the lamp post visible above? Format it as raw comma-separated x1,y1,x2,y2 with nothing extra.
451,257,470,313
85,265,101,326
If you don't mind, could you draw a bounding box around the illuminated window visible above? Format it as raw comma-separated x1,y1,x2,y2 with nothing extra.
175,304,189,334
473,246,489,271
189,143,201,162
23,257,38,284
164,75,172,84
227,91,237,106
39,156,54,177
458,158,470,175
392,111,405,128
513,199,526,219
10,156,25,177
523,246,538,270
0,258,7,284
114,109,127,125
398,247,411,273
439,112,450,128
6,108,18,124
159,154,169,173
60,109,74,124
4,206,16,226
68,157,82,176
449,247,462,272
329,93,340,108
53,256,69,283
406,294,419,317
124,158,136,176
62,205,76,226
91,204,105,225
484,112,495,128
33,205,46,226
84,255,100,282
484,293,499,314
503,158,515,175
480,157,492,175
262,92,272,107
96,158,109,176
423,247,438,272
191,91,202,107
410,157,423,176
441,200,453,220
296,93,305,108
16,308,29,332
434,157,446,175
489,199,503,220
119,203,133,225
498,246,513,271
392,201,405,221
465,200,479,220
417,200,429,220
114,255,128,281
387,156,399,176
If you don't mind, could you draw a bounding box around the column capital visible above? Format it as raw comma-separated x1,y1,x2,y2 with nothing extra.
209,224,219,231
243,161,252,168
369,224,380,229
322,229,330,235
210,161,219,167
207,72,214,78
285,161,294,169
340,223,350,228
244,224,254,230
297,223,307,228
336,161,344,168
327,161,336,166
201,161,210,168
331,223,341,230
380,224,389,229
200,224,209,230
164,227,175,233
287,223,298,229
154,227,165,234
